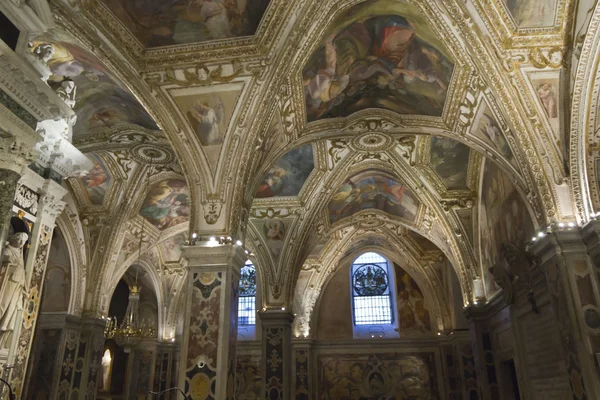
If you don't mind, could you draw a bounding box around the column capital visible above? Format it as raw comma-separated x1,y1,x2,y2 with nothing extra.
38,180,67,226
529,229,587,264
258,310,295,326
182,242,246,271
34,118,93,178
0,135,39,174
581,220,600,251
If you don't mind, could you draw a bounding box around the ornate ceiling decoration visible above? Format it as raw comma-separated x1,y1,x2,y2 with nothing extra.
44,0,600,312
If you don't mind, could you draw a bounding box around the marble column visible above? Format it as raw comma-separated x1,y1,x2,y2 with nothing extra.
464,305,500,400
179,242,245,399
24,313,82,399
7,180,66,397
153,342,178,399
259,310,294,400
531,228,600,400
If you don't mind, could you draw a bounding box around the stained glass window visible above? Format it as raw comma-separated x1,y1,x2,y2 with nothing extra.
238,260,256,326
351,252,393,325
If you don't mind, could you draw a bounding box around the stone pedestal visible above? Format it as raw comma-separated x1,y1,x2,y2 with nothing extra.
259,310,294,400
179,243,245,399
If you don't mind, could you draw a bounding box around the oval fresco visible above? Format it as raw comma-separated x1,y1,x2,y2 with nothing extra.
101,0,271,47
140,179,190,230
255,144,314,198
328,172,419,224
303,0,454,122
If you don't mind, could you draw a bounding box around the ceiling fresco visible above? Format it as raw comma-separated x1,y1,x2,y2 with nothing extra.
479,160,534,296
252,216,291,262
255,144,315,199
328,171,420,225
41,0,597,319
140,179,190,230
172,84,242,170
429,137,470,191
29,30,158,136
303,0,454,121
470,102,515,167
159,232,187,263
101,0,271,47
393,262,432,334
501,0,557,27
78,153,111,206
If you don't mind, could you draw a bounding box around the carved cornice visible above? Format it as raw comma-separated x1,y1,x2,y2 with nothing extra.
0,43,74,122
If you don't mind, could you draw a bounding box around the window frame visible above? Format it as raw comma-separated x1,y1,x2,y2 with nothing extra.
237,260,256,327
350,252,395,326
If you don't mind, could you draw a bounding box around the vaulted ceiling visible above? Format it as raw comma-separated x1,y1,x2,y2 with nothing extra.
33,0,600,320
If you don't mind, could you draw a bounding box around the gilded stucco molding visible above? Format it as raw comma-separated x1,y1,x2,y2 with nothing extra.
570,2,600,221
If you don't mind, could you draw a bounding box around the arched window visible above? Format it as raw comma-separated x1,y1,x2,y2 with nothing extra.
351,252,393,325
238,260,256,326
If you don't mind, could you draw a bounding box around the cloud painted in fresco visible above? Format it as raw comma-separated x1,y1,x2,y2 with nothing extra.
328,172,419,224
255,144,314,198
303,0,454,121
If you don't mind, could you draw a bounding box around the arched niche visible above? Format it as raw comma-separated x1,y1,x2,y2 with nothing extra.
102,263,160,397
312,246,457,341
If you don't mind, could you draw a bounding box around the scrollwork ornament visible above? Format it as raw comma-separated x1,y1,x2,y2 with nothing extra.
165,61,243,87
14,184,39,216
397,135,416,165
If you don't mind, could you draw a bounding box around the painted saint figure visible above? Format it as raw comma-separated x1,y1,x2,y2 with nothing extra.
537,82,557,119
0,232,29,349
187,99,225,146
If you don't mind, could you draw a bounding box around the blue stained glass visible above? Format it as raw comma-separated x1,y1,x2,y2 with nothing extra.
353,264,389,296
239,264,256,297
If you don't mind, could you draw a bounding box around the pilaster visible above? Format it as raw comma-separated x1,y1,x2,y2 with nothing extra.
531,229,600,400
259,310,294,400
6,180,66,396
291,339,313,400
153,342,178,399
179,242,245,399
463,298,506,400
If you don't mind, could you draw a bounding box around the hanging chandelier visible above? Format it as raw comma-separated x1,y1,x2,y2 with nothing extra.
104,284,155,353
104,159,155,353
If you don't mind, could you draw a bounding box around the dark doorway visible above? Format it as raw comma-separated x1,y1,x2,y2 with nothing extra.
500,359,521,400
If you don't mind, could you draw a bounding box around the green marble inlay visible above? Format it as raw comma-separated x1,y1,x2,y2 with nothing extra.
0,89,37,129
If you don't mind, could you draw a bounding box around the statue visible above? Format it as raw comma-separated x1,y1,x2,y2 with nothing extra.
0,232,29,350
55,79,77,108
26,43,54,82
